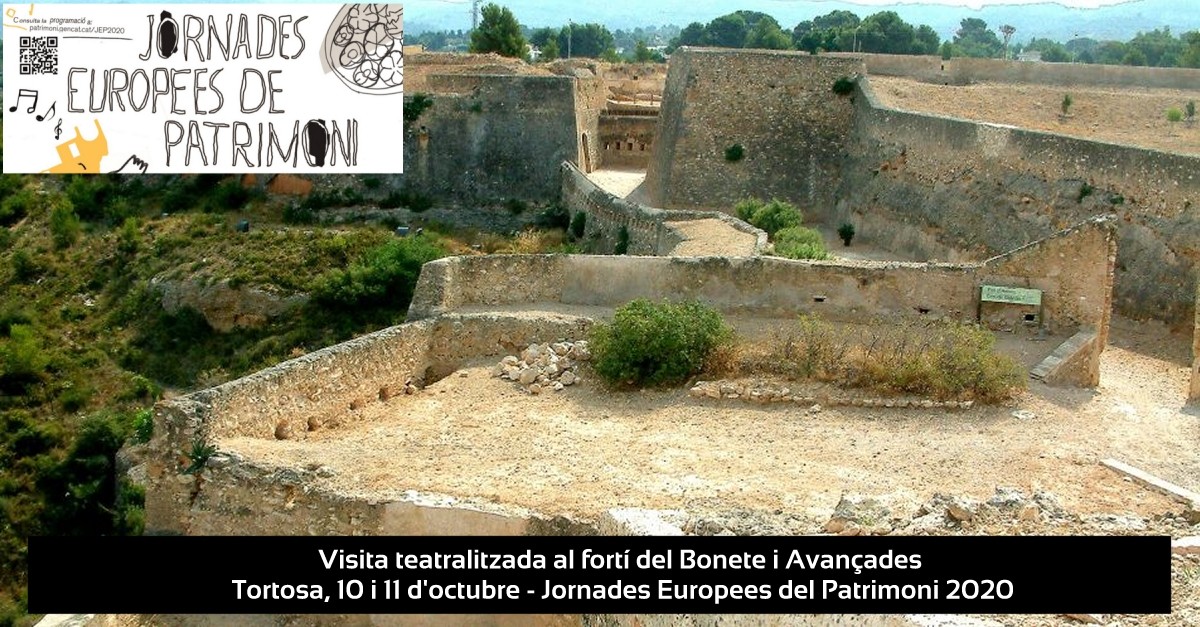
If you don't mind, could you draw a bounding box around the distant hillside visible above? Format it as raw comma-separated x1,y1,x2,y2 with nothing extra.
405,0,1199,44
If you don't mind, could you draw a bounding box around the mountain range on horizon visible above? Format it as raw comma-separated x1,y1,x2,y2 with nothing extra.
404,0,1199,45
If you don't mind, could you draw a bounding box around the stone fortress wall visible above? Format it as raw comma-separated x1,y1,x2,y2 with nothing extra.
827,51,1200,89
560,162,768,256
644,49,865,212
839,70,1200,326
408,217,1115,349
646,47,1200,326
146,213,1115,540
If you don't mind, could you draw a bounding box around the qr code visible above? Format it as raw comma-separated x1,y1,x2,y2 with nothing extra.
19,36,58,75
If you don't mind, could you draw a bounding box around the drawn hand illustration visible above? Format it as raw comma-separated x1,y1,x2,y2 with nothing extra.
323,4,404,95
110,154,148,173
41,119,109,174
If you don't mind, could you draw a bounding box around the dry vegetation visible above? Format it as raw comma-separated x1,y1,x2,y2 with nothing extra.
707,314,1027,402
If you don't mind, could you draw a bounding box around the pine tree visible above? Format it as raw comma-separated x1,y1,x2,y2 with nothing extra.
469,3,526,58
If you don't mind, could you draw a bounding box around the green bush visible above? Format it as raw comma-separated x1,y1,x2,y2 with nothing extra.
58,384,93,413
1061,94,1073,115
837,223,856,246
590,299,733,388
130,408,154,445
209,180,252,211
504,198,528,215
282,202,317,225
64,175,117,222
9,249,39,282
1168,107,1184,124
774,226,829,260
832,76,856,95
0,186,38,226
1077,182,1094,203
0,324,47,392
312,237,447,310
534,203,570,231
117,217,140,255
734,199,802,237
405,93,434,124
49,201,82,249
120,374,162,402
1187,101,1196,120
724,144,745,162
569,211,587,241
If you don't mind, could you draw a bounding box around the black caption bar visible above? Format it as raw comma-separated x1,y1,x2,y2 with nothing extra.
30,535,1169,615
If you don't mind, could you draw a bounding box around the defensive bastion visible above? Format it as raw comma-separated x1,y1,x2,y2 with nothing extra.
645,47,1200,327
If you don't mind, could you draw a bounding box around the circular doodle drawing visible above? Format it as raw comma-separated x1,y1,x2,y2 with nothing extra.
323,4,404,95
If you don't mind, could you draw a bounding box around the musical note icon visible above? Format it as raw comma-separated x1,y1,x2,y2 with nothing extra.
8,88,37,113
36,101,55,122
54,118,62,140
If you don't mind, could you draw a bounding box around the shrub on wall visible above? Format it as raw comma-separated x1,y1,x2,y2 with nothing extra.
734,198,802,237
724,144,745,162
569,211,587,241
614,226,630,255
405,93,434,124
831,76,855,96
590,299,733,388
773,226,829,260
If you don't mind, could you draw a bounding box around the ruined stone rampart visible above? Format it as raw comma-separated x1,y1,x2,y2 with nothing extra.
144,312,592,536
830,52,1200,89
401,74,586,203
410,217,1115,342
559,162,767,257
645,48,864,211
840,77,1200,324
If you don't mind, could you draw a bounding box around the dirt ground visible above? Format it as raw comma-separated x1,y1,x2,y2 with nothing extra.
214,312,1199,626
222,313,1195,524
869,76,1200,156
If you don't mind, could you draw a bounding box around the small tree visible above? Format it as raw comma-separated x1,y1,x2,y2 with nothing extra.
469,4,527,58
1187,100,1196,127
49,201,82,249
1061,94,1073,116
837,223,856,246
634,40,653,63
540,38,560,61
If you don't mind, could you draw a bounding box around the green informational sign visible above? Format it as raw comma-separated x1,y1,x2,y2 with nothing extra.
981,285,1042,306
